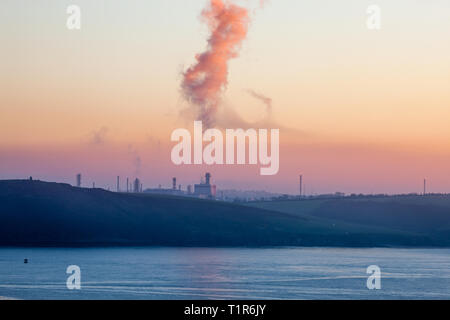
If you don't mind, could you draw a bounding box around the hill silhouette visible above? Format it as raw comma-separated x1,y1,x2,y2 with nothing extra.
0,180,447,247
248,196,450,245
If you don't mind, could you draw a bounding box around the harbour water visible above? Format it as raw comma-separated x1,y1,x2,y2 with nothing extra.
0,247,449,300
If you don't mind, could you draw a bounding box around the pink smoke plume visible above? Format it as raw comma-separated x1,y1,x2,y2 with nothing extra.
181,0,250,128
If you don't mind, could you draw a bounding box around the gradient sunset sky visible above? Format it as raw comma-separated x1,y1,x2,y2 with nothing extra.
1,0,449,194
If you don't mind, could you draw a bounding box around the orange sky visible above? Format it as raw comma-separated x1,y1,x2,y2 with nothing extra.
1,0,449,194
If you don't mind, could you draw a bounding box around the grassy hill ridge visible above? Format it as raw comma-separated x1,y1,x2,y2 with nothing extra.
247,196,450,242
0,180,447,247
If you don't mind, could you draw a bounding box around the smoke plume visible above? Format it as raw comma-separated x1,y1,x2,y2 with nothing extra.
246,89,272,114
89,127,109,145
128,144,141,176
181,0,250,128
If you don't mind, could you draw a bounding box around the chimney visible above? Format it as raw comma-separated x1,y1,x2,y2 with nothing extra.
299,175,303,197
133,178,140,193
172,177,177,190
205,173,211,185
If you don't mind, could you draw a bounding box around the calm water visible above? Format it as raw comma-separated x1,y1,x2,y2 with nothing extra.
0,247,449,300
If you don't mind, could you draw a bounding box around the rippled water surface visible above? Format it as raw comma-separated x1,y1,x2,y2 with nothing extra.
0,247,449,300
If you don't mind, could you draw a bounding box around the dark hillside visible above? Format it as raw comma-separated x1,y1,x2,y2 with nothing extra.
248,196,450,244
0,180,445,247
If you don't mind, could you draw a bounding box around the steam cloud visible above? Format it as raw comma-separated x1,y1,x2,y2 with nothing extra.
181,0,250,128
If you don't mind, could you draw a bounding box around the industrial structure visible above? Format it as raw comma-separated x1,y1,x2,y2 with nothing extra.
143,173,216,199
133,178,141,193
76,174,81,187
194,173,216,199
144,177,184,196
299,174,303,197
70,172,218,198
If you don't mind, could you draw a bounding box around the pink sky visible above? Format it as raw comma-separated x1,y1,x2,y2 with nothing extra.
1,0,449,194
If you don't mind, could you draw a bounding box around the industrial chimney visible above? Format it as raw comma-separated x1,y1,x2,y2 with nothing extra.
133,178,140,193
76,174,81,187
172,177,177,190
205,173,211,185
299,175,303,197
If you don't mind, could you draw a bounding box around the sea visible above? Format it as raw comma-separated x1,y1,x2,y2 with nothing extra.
0,247,449,300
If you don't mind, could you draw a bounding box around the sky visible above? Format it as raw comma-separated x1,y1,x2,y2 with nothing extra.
1,0,450,194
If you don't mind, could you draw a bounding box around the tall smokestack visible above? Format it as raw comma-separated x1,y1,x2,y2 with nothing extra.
424,179,427,195
76,174,81,188
205,173,211,185
299,175,303,197
173,177,177,190
117,176,120,192
133,178,140,193
126,178,129,192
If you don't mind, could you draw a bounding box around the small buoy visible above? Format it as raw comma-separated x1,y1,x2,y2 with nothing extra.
24,259,28,264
